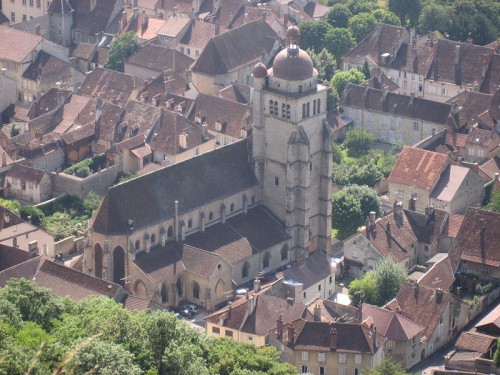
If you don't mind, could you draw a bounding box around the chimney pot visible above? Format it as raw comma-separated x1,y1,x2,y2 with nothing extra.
435,288,443,303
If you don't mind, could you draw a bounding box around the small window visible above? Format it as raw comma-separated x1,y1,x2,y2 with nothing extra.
225,330,233,337
339,353,346,363
188,219,193,228
318,284,321,291
251,195,255,204
298,85,302,93
151,234,156,244
319,367,326,375
318,352,325,362
275,177,279,186
303,291,306,299
209,212,214,221
230,203,235,212
135,240,140,250
269,100,274,115
212,326,220,334
413,122,419,131
301,351,309,361
248,335,252,341
355,354,362,364
329,276,333,284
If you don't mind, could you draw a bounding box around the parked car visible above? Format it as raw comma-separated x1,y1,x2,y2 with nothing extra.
185,303,199,314
178,308,194,319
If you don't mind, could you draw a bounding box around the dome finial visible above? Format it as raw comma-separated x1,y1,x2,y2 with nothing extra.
287,26,300,49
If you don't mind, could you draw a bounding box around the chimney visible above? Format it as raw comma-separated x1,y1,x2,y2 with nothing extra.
228,302,232,318
287,323,295,345
386,221,391,233
28,240,38,254
313,304,321,322
365,217,371,238
452,148,459,161
425,206,435,219
95,97,102,123
481,54,490,79
277,314,283,340
373,327,378,349
369,211,376,226
394,201,403,217
284,13,288,28
435,288,443,304
454,44,460,65
472,163,479,173
35,23,41,36
174,200,179,241
329,325,337,350
253,278,261,292
179,133,187,150
408,194,417,211
409,92,415,106
495,172,500,183
152,94,160,107
413,282,419,298
248,295,256,315
121,11,128,30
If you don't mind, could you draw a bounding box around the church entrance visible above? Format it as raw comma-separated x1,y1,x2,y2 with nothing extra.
113,246,126,286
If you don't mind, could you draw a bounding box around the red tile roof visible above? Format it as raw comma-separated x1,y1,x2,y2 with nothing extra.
388,146,449,191
0,25,42,63
417,256,455,291
455,331,497,353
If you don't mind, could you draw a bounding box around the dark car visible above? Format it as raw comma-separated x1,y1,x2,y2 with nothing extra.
179,308,194,319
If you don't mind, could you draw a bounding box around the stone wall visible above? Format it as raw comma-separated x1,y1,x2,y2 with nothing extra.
51,164,119,199
54,235,85,258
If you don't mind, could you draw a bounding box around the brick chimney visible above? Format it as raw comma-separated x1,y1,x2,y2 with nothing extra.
365,217,371,239
287,323,295,345
277,314,283,340
408,194,417,211
313,304,321,322
121,11,128,30
329,325,337,350
35,23,41,36
435,288,443,304
394,201,403,217
253,278,261,292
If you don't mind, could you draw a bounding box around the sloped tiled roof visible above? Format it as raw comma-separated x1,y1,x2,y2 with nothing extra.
192,19,277,75
430,165,471,202
417,256,455,291
92,139,257,234
448,208,500,272
70,0,121,36
6,163,48,184
218,83,251,104
281,251,334,289
479,157,500,181
388,146,449,191
455,331,497,353
0,25,42,63
180,19,220,50
22,51,71,81
134,242,185,283
126,45,194,75
475,304,500,335
360,303,423,341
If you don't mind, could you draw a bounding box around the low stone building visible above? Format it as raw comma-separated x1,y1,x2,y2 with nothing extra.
4,163,51,203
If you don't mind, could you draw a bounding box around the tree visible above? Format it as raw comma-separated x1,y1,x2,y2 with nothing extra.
418,3,452,34
332,142,343,164
333,161,383,187
388,0,421,26
327,85,340,111
105,32,139,72
330,69,366,97
332,184,380,236
370,9,401,26
486,191,500,213
363,359,411,375
298,20,331,52
326,4,352,28
374,258,407,305
347,0,377,15
324,27,356,69
343,128,375,155
361,60,370,79
83,191,102,217
0,197,21,216
10,125,19,137
19,205,45,226
494,338,500,365
349,271,377,305
348,12,378,42
309,48,336,81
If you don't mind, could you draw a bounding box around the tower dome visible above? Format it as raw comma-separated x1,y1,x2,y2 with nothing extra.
272,25,315,81
252,62,268,78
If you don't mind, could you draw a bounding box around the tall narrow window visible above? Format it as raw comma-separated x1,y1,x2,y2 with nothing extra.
273,101,278,115
306,102,310,117
269,100,274,115
286,104,290,119
282,103,286,118
317,98,321,113
302,104,306,119
313,99,316,115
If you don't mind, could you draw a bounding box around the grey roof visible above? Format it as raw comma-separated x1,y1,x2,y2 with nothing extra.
92,139,257,234
282,251,334,289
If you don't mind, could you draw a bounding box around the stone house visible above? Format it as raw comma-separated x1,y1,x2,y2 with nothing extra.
177,20,220,61
359,304,424,369
449,208,500,290
341,84,453,146
386,283,470,360
2,0,51,24
269,318,385,375
4,163,51,203
191,19,280,95
388,146,484,214
463,128,499,164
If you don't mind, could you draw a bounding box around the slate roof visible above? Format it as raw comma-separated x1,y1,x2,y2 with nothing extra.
0,25,42,63
26,88,72,120
22,51,71,81
387,282,451,340
134,242,186,283
185,205,289,265
48,0,74,14
218,83,251,104
79,68,144,105
0,243,36,272
480,54,500,94
192,19,277,75
448,208,500,272
126,45,194,75
360,303,423,341
95,101,123,142
281,251,334,289
388,146,449,191
70,0,121,36
404,208,448,245
119,100,161,141
18,132,62,159
137,71,190,105
0,11,9,24
342,84,453,125
6,163,48,184
92,139,257,234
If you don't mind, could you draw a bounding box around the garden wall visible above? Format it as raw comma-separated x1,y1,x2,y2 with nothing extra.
51,164,119,199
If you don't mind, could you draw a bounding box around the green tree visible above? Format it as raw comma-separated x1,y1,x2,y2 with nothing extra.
486,191,500,213
332,142,343,164
494,338,500,365
327,85,340,111
309,48,336,81
370,8,401,26
324,27,356,69
374,258,407,305
330,68,366,97
83,191,102,217
348,12,378,42
361,60,371,79
10,125,19,137
0,278,67,330
326,4,352,28
347,0,378,15
41,212,73,239
349,271,377,305
418,3,452,34
19,205,45,226
332,184,380,236
363,358,411,374
343,128,375,155
299,20,331,52
333,161,383,187
0,197,21,216
388,0,421,26
105,32,139,72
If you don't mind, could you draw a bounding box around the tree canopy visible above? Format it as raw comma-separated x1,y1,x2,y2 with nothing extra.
105,32,139,72
0,279,297,375
485,191,500,213
330,69,366,97
362,359,412,375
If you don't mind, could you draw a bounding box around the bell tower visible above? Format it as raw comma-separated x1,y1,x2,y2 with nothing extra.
252,26,332,259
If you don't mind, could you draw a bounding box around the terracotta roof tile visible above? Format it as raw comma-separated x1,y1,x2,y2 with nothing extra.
126,45,193,75
6,163,48,184
388,146,449,191
443,213,464,238
455,331,497,353
71,42,96,60
448,208,500,272
479,157,500,181
475,304,500,335
417,256,455,291
180,20,219,50
218,83,251,104
0,25,42,63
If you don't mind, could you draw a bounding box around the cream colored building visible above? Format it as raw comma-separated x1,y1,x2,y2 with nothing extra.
3,0,50,24
4,163,51,203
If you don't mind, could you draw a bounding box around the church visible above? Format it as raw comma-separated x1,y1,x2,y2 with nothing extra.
84,27,334,309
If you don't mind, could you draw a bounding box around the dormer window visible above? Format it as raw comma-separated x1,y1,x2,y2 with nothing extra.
215,122,222,132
